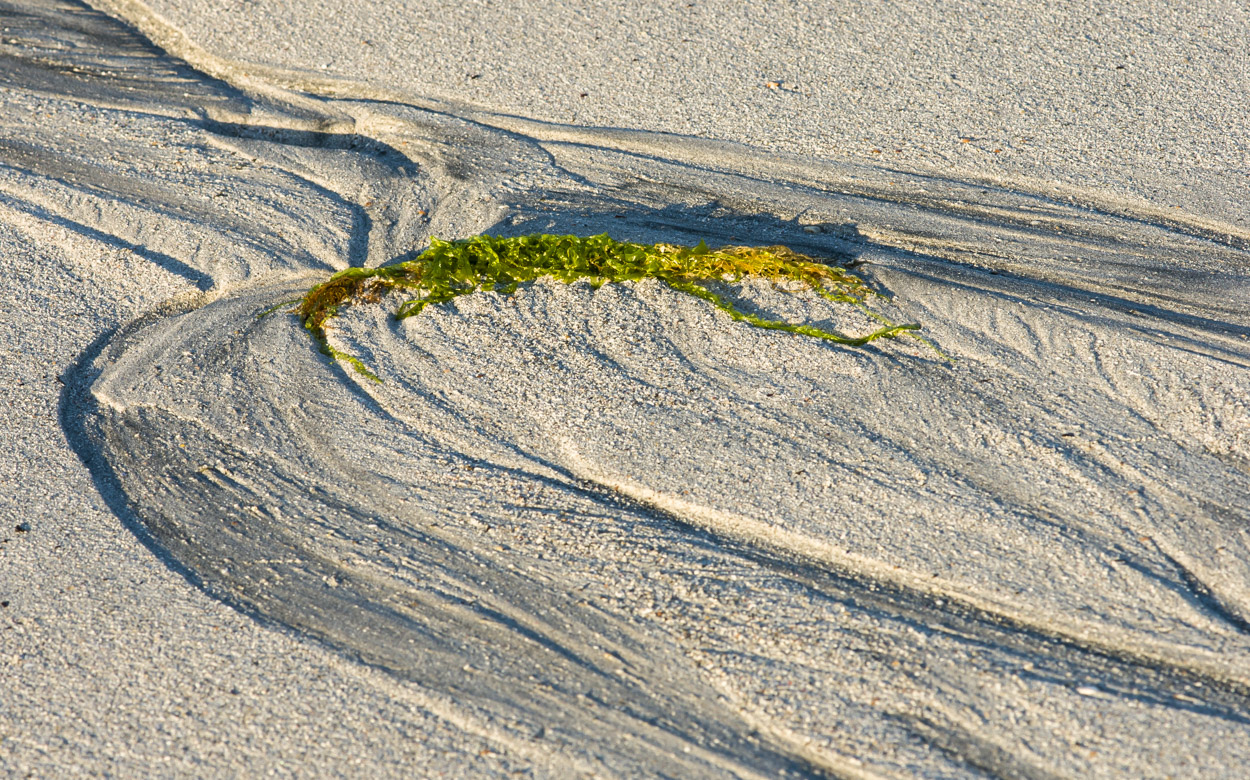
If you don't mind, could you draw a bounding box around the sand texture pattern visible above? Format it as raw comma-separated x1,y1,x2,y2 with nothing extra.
2,0,1249,777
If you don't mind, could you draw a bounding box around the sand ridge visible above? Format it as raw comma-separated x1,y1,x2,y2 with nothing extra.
2,0,1249,776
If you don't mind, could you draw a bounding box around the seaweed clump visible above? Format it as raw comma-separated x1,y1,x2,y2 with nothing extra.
296,233,927,379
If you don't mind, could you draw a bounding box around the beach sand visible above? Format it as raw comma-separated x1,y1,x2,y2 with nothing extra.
2,0,1248,776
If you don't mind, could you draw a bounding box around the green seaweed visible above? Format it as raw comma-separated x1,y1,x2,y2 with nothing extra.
295,233,934,379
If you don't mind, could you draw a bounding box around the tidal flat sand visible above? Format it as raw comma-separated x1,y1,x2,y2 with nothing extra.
2,0,1248,777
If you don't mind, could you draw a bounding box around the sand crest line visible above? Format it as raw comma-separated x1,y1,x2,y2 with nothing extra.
558,442,1250,689
86,0,1250,258
76,0,1250,696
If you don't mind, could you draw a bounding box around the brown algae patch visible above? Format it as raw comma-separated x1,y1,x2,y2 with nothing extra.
296,233,930,379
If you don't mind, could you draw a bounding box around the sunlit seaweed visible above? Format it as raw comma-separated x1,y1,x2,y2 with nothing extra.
295,233,931,380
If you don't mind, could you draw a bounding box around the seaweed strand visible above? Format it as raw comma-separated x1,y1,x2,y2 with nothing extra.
296,233,933,379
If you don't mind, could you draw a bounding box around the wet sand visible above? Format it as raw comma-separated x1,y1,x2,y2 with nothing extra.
2,0,1248,776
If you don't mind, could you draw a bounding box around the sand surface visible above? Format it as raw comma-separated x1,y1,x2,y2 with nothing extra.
2,0,1248,777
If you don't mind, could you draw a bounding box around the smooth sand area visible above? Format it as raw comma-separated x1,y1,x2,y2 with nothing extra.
2,0,1247,776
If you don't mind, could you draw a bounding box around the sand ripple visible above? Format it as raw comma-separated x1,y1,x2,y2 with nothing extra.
19,0,1250,774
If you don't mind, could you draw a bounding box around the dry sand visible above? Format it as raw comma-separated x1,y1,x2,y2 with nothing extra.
2,0,1248,777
